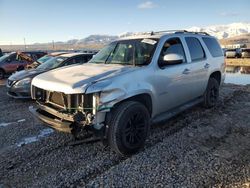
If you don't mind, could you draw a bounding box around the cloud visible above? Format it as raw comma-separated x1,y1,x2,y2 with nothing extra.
138,1,157,9
220,12,239,17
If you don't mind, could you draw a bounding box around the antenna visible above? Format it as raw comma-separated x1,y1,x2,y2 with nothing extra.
52,40,55,50
23,38,26,51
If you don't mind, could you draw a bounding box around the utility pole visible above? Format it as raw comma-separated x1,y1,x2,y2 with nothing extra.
52,40,55,50
23,38,26,51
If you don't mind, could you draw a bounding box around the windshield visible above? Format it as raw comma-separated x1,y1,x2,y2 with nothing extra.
89,38,158,66
37,55,53,64
0,53,12,62
37,56,67,70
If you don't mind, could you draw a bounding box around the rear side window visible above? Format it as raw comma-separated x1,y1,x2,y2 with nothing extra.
185,37,205,61
202,37,223,57
85,55,93,62
9,54,17,62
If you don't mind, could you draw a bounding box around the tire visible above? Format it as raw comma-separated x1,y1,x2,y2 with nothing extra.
108,101,150,157
203,77,220,108
0,69,4,80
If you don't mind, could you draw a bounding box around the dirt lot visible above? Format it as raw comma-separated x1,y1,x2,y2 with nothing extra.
0,80,250,187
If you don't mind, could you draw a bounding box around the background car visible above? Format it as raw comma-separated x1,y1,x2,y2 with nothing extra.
22,51,47,61
0,48,3,57
27,51,68,69
241,48,250,58
6,52,94,99
0,51,47,79
225,48,242,58
222,48,227,56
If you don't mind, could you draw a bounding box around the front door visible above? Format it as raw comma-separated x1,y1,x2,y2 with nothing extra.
154,37,195,114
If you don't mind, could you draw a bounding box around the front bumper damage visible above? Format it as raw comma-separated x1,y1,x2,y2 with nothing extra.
29,105,72,133
29,86,108,137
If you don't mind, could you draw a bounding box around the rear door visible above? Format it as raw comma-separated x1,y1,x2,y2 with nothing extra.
183,36,209,97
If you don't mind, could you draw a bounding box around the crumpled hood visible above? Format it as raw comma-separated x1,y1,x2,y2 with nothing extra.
9,68,46,81
32,63,137,94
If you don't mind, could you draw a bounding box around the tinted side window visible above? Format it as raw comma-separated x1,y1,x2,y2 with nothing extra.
85,55,93,62
36,53,46,59
64,56,88,66
31,54,38,60
202,37,223,57
9,54,17,62
75,56,86,64
185,37,205,61
64,58,76,66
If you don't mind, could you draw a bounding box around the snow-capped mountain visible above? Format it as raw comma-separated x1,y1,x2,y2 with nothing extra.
187,22,250,39
118,23,250,40
76,35,118,45
31,22,250,46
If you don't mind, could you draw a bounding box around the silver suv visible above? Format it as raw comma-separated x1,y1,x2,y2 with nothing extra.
29,30,225,156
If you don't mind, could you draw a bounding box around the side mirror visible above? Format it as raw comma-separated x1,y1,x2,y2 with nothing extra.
159,53,184,67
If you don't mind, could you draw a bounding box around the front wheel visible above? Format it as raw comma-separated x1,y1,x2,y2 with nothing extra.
203,77,220,108
108,101,150,157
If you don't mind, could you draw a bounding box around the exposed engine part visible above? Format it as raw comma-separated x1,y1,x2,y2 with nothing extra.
17,52,34,64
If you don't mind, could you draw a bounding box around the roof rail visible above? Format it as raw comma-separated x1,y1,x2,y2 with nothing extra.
151,30,210,36
120,30,210,38
152,30,188,35
182,31,210,36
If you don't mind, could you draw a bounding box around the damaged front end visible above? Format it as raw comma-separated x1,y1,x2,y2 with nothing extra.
29,85,110,139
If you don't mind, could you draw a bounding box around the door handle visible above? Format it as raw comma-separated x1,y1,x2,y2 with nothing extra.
204,63,210,69
182,68,191,74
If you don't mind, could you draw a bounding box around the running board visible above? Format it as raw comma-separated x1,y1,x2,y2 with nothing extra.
151,97,203,125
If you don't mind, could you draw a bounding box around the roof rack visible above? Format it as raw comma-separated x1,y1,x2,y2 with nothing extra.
151,30,210,36
120,30,210,38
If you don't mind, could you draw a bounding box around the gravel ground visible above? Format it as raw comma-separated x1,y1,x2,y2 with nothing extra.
0,81,249,187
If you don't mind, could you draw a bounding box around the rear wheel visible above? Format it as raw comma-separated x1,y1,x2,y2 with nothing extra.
0,69,5,79
108,101,150,157
203,77,220,108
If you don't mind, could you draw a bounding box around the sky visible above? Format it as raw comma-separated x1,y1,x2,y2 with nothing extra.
0,0,250,45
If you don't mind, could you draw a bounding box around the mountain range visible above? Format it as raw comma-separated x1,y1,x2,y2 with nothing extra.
188,22,250,39
56,22,249,46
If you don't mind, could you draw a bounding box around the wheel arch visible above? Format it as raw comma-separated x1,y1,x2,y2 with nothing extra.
209,71,222,85
113,93,153,117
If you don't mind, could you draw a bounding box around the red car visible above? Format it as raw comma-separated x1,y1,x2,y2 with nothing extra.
0,51,46,79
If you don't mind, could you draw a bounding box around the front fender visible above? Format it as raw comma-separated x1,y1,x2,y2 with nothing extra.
99,87,156,115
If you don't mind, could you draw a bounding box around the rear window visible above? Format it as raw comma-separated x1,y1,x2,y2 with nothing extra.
202,37,223,57
185,37,205,62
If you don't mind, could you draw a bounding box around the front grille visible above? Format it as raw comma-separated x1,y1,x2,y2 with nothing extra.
49,92,65,107
8,80,15,86
32,86,92,113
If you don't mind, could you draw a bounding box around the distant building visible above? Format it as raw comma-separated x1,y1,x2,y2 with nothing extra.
221,43,247,49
